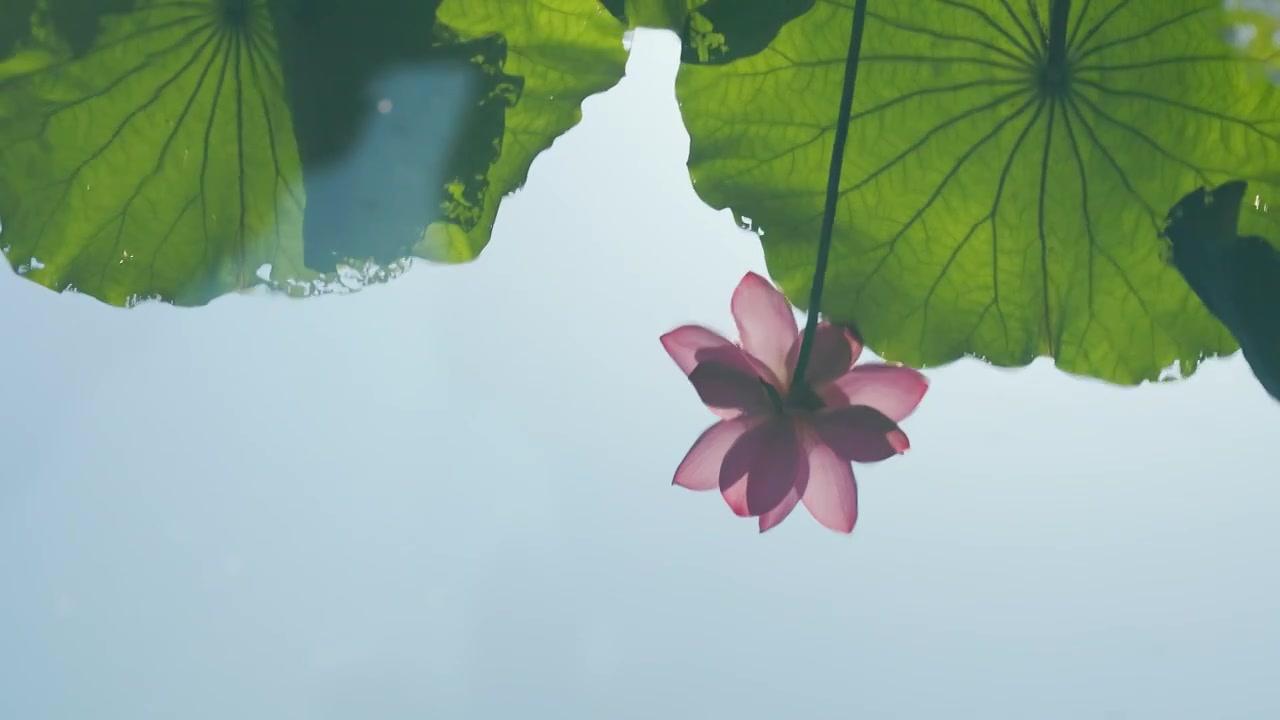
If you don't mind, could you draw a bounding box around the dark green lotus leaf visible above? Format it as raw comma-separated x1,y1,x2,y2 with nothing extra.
0,1,37,59
599,0,699,31
1163,180,1279,403
678,0,814,64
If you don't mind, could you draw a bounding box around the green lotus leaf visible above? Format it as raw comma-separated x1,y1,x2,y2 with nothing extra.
676,0,1280,385
426,0,629,261
0,0,319,305
0,0,630,305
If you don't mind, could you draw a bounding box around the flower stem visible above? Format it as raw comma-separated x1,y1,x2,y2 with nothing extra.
1048,0,1070,68
791,0,870,388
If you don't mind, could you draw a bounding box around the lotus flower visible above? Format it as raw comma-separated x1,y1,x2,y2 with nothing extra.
661,272,928,533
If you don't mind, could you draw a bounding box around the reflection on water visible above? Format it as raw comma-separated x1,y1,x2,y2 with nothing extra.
269,0,507,274
293,63,480,274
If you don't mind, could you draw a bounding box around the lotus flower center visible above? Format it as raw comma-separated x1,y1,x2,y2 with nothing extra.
219,0,253,28
761,378,825,416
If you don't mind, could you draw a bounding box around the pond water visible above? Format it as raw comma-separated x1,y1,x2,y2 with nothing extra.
1,14,1279,720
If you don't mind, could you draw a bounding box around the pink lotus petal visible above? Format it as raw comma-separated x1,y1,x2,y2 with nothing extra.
688,361,773,415
758,488,800,533
718,419,806,517
673,418,755,491
746,420,808,516
691,343,775,383
722,476,751,517
662,327,775,418
826,363,929,421
660,325,737,376
887,428,910,453
785,322,856,389
731,273,799,385
840,324,864,366
836,320,865,349
718,422,760,516
812,405,908,463
800,435,859,533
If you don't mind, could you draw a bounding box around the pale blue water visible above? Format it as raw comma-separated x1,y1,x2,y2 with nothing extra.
1,27,1278,720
